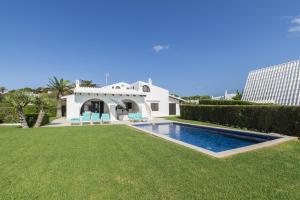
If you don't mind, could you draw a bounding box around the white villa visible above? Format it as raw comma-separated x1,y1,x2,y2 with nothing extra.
62,79,184,122
211,90,237,100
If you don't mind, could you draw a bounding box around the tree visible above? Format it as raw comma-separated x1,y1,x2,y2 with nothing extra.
33,94,50,128
0,86,6,102
5,91,31,128
182,95,212,100
232,90,243,100
198,95,212,100
34,87,51,94
80,80,97,87
20,87,34,93
47,77,73,118
0,86,6,93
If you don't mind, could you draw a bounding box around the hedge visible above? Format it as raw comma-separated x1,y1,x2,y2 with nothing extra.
180,105,300,137
197,100,255,105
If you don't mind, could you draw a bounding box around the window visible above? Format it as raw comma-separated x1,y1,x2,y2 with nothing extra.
151,103,159,111
142,85,150,92
115,86,121,89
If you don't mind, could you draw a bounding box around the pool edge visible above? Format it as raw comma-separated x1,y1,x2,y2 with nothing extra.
128,122,297,158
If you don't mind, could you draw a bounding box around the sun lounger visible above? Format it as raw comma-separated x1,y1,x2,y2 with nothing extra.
70,118,80,125
91,113,101,124
100,113,110,123
136,113,148,122
80,112,91,125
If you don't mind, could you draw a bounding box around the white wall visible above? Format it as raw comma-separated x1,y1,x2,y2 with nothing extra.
145,85,169,117
64,80,180,120
64,93,148,121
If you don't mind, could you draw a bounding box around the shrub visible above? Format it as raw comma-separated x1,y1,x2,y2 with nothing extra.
0,107,18,123
24,105,39,114
24,105,56,117
25,114,50,127
180,105,300,137
47,106,57,117
197,100,255,105
0,105,52,126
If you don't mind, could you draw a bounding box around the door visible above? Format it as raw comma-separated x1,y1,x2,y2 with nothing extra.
100,101,104,115
91,101,100,113
169,103,176,115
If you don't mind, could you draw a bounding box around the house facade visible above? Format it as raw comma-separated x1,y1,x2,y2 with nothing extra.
62,79,184,121
211,90,237,100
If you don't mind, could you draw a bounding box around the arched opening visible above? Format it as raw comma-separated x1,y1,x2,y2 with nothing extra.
80,98,109,116
116,99,139,120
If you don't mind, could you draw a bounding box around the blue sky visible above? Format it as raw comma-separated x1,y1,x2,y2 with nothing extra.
0,0,300,96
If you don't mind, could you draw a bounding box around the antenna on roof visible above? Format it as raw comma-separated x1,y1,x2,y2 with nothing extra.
105,73,110,86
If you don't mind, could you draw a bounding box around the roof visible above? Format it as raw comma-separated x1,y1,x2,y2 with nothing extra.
73,86,146,96
169,95,186,102
102,82,131,89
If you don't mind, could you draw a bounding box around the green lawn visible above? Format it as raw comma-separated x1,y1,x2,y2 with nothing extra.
0,125,299,199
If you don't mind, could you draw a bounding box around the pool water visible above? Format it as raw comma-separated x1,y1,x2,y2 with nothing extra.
134,123,279,153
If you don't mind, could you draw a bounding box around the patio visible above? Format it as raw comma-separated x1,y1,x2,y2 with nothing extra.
46,117,171,127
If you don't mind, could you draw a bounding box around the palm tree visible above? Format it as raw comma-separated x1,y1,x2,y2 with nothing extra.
47,77,73,118
33,94,50,128
5,91,31,128
232,90,243,101
79,80,98,87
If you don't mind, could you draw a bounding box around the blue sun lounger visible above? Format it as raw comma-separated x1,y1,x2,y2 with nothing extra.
70,118,80,125
80,112,91,125
100,113,110,123
91,113,101,124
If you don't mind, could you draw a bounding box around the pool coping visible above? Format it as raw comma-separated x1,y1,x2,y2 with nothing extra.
128,121,298,158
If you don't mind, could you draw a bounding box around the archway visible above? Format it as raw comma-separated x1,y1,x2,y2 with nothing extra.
80,98,109,116
116,99,140,120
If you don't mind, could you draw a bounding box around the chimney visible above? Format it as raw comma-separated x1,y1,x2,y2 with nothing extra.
76,80,80,88
148,78,152,85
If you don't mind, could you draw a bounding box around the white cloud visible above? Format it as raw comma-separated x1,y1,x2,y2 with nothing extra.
288,16,300,33
289,26,300,33
291,17,300,25
152,44,170,53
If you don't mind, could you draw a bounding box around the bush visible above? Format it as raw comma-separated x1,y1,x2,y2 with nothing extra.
180,105,300,137
0,105,51,126
197,100,255,105
47,106,56,117
0,107,18,123
24,105,39,114
24,105,56,117
25,114,50,127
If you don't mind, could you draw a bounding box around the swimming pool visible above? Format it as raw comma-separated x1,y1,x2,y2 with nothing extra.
132,122,290,157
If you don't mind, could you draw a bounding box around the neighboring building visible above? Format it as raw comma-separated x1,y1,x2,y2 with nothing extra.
212,90,237,100
186,99,200,104
242,60,300,105
62,79,185,121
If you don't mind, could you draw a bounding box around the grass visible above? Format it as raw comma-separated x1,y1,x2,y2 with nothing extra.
0,125,299,199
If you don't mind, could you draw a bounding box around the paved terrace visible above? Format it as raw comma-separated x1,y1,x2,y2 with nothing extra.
45,117,171,127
